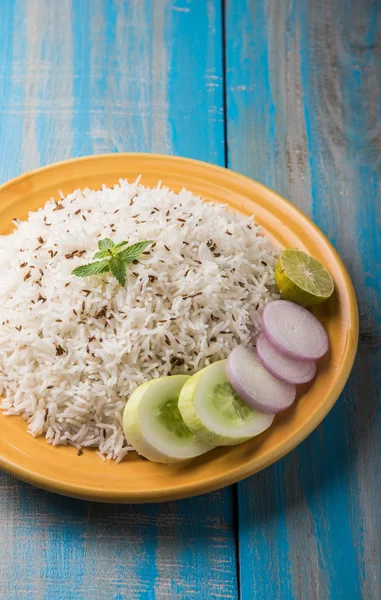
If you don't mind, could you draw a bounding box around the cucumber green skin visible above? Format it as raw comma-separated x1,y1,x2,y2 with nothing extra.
178,363,258,446
178,372,206,436
123,381,173,463
123,376,212,463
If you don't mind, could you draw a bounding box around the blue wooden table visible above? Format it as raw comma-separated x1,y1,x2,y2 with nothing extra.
0,1,380,598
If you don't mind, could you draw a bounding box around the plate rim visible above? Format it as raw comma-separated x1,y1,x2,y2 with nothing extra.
0,153,359,502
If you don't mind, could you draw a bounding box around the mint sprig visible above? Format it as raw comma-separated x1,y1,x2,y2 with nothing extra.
72,238,153,286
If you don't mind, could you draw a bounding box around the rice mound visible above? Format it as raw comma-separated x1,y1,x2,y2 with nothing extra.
0,179,279,461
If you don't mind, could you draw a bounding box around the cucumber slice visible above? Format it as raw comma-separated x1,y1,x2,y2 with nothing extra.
178,361,274,446
123,375,213,463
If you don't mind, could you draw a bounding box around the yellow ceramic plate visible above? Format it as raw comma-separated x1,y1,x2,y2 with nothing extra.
0,154,358,502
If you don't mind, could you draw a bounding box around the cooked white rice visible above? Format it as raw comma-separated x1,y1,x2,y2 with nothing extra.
0,179,279,461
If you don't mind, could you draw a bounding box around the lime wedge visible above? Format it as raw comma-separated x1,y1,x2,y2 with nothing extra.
275,249,334,307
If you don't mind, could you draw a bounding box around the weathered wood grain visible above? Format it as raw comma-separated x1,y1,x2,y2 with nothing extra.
0,1,237,599
225,0,381,598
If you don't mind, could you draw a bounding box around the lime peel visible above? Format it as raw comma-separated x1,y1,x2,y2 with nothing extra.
275,248,334,307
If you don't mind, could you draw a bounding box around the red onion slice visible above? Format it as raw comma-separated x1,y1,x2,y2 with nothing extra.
226,345,296,414
261,300,329,361
256,334,317,384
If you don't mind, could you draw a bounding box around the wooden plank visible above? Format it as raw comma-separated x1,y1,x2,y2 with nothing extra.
225,0,381,598
0,0,27,182
0,1,237,599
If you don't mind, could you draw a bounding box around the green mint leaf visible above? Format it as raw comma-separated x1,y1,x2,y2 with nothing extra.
72,238,154,286
112,240,129,254
93,249,111,260
109,256,126,286
72,260,111,278
98,238,114,251
117,240,153,262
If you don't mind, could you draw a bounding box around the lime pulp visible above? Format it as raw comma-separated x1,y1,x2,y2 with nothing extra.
275,248,334,307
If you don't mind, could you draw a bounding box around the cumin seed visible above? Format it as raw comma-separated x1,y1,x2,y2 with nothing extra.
95,306,107,319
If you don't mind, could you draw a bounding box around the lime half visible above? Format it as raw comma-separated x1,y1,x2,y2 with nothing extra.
275,249,334,307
